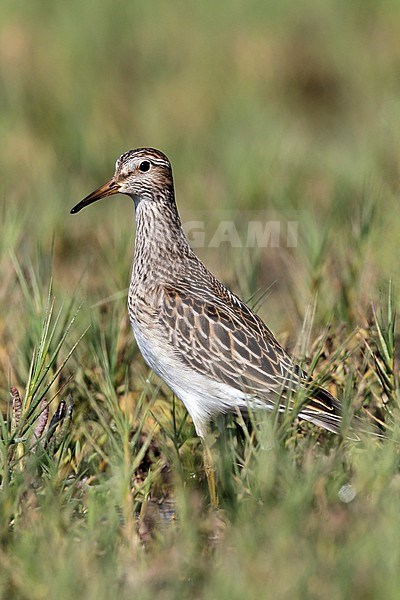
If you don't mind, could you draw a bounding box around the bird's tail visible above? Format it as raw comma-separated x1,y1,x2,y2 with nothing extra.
300,384,383,439
298,384,342,434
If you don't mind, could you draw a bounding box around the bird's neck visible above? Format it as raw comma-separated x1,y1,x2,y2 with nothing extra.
131,192,191,285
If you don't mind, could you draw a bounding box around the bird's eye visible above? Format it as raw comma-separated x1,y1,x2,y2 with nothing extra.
139,161,151,172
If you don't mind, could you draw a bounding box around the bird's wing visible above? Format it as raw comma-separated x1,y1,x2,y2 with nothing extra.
158,285,341,430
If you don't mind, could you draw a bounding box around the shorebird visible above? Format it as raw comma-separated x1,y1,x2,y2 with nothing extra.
71,148,342,499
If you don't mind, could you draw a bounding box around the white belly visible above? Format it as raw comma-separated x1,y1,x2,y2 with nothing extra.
131,323,250,437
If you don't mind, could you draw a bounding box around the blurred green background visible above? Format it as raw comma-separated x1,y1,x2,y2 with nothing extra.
2,0,400,325
2,1,400,598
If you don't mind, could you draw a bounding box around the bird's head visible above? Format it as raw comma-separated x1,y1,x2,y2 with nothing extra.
70,148,174,214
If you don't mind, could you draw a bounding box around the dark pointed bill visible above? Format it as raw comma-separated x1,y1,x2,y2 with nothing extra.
70,178,120,214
